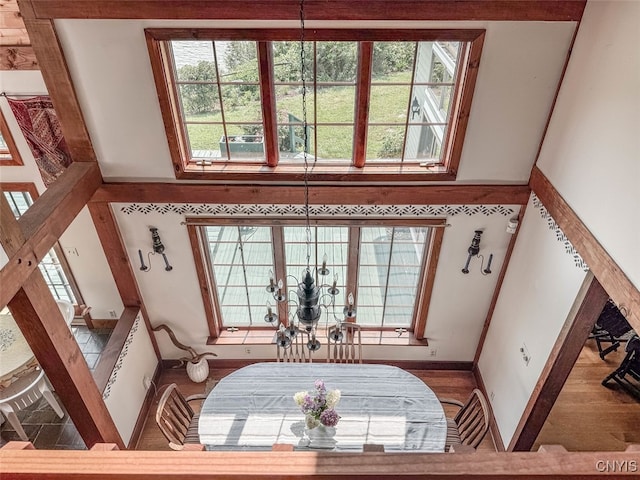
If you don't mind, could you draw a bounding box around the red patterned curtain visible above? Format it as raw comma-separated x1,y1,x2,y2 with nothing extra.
7,96,71,187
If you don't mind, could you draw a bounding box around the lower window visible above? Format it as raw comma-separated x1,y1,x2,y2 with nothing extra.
194,220,443,340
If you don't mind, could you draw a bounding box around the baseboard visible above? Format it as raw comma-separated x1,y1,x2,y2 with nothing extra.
161,358,473,371
129,362,162,449
472,364,506,451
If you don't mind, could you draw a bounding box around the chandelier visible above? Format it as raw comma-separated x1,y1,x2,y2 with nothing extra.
264,0,356,351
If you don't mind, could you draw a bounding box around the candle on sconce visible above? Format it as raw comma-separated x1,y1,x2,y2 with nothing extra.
322,253,327,271
332,274,338,290
347,292,354,314
269,270,275,289
266,302,273,317
277,278,283,298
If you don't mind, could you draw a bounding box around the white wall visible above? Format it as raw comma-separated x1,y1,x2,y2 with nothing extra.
54,19,574,183
536,0,640,288
113,203,519,362
0,71,122,317
478,195,587,446
103,312,158,446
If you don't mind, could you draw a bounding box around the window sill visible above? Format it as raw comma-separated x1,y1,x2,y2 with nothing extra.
208,328,428,347
177,162,455,182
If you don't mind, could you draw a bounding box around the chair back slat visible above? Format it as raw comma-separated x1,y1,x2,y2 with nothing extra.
277,329,313,363
327,322,362,364
452,389,489,448
156,384,197,449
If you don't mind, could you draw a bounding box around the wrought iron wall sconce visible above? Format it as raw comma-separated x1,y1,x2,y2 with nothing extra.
461,230,493,275
138,227,173,272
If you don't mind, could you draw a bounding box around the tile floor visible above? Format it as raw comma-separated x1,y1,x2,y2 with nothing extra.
0,325,112,449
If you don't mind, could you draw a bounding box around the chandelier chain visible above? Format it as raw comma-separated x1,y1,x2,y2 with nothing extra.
299,0,311,269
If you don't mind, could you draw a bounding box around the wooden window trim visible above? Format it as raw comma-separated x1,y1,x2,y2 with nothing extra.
0,182,88,311
0,108,24,166
146,28,484,182
188,216,445,341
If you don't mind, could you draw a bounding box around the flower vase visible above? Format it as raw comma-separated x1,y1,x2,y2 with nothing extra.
186,358,209,383
305,423,337,449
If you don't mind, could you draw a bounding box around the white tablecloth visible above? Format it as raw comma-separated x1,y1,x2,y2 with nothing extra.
199,363,446,452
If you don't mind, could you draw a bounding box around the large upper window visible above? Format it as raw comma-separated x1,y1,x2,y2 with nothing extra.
193,220,444,342
147,29,484,181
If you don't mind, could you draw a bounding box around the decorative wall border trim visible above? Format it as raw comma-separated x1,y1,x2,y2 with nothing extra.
103,316,140,400
532,193,588,271
120,203,516,218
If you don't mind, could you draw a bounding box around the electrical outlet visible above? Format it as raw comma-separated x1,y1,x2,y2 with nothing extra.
520,343,531,366
490,391,495,402
245,348,251,354
143,376,152,390
429,348,437,357
109,310,117,318
64,247,78,257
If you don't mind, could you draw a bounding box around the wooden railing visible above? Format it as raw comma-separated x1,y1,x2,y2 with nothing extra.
1,442,639,479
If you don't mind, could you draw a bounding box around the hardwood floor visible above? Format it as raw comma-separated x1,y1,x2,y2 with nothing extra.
134,366,498,452
534,339,640,451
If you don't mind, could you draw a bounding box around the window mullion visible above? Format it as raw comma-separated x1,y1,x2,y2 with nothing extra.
346,227,360,318
235,226,253,326
353,42,373,168
212,42,231,161
272,226,288,326
380,228,397,328
258,41,279,167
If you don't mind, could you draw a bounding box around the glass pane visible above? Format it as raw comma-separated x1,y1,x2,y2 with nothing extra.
272,41,314,83
369,85,411,123
316,86,355,123
371,42,415,82
275,86,316,125
217,41,259,82
366,125,404,162
404,124,444,162
383,306,413,326
172,41,216,81
204,226,274,327
357,226,429,328
315,42,358,82
187,123,225,159
422,85,453,120
354,306,383,326
179,84,219,120
316,126,353,161
224,126,266,161
220,84,262,123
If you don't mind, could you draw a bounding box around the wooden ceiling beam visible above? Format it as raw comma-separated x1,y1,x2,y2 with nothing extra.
8,279,124,448
0,46,38,70
0,192,123,448
18,0,96,162
29,0,586,21
92,183,531,205
0,162,102,308
530,166,640,334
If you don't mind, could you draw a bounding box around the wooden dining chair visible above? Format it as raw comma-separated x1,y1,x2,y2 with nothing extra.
440,389,489,451
155,384,206,450
277,328,313,363
327,321,362,364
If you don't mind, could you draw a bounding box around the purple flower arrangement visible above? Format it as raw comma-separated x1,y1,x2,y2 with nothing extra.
294,379,341,429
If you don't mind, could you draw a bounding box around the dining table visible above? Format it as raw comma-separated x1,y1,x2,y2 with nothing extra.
0,313,38,390
198,362,447,452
